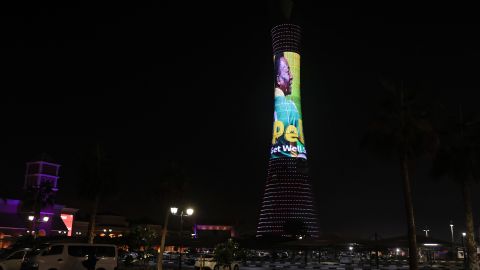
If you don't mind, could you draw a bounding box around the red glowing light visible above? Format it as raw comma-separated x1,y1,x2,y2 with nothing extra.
60,214,74,236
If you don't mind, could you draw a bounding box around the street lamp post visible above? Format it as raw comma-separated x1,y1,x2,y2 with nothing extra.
449,221,455,260
462,232,467,269
170,207,194,270
423,227,430,237
449,221,455,244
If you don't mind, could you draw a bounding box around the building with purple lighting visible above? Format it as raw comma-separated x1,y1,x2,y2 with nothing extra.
193,224,237,239
0,158,72,247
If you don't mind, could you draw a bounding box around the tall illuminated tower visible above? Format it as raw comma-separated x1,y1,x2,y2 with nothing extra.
256,24,319,239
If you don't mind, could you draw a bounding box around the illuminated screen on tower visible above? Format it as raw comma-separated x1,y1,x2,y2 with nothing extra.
271,52,306,159
257,23,319,239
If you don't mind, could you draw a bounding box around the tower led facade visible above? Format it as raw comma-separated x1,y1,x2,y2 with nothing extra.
257,24,319,239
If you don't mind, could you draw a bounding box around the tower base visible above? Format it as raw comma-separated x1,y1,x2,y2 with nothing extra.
257,157,319,239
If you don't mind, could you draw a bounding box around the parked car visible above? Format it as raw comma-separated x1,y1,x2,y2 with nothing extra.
27,243,118,270
163,251,179,261
0,248,31,270
0,249,9,260
194,254,239,270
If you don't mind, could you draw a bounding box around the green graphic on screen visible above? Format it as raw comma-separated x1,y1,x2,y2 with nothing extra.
271,52,306,159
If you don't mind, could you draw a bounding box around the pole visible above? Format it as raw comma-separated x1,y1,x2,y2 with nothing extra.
179,211,184,270
423,227,429,238
450,222,454,244
157,209,170,270
375,233,379,269
450,222,454,260
462,235,467,270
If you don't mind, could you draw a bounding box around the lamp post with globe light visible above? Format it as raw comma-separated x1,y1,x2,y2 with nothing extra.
170,207,194,270
157,207,194,270
449,221,455,244
449,221,454,260
27,214,50,238
462,232,467,269
423,227,430,237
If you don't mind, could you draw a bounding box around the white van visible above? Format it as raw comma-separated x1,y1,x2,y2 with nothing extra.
31,243,118,270
0,248,32,270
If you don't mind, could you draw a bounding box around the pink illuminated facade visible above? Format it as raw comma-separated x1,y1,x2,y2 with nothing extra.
60,209,77,237
194,224,236,238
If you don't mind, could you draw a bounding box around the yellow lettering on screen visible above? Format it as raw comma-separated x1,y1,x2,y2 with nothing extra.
272,121,284,144
284,125,298,142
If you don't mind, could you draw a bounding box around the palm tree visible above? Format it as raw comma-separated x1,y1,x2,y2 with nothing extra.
362,80,438,270
432,108,480,270
214,239,237,270
22,179,56,238
126,224,159,269
79,143,116,244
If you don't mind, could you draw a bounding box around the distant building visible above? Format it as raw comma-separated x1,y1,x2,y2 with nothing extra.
94,214,130,238
72,213,130,238
0,158,76,247
194,224,236,239
71,220,89,237
24,160,61,192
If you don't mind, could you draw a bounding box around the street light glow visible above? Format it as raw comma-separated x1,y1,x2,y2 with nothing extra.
186,208,194,216
42,216,49,222
463,232,466,237
28,215,34,221
450,221,455,244
170,207,178,215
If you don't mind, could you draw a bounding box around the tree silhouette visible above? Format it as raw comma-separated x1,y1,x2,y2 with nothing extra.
126,224,159,268
362,80,438,270
79,143,116,244
432,108,480,270
214,239,239,270
22,179,56,238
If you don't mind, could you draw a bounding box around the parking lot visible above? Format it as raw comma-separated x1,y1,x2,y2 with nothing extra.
117,259,468,270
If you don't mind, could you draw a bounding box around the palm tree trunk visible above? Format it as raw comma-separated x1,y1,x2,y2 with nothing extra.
400,153,418,270
157,209,170,270
88,193,100,244
87,144,103,244
463,181,479,270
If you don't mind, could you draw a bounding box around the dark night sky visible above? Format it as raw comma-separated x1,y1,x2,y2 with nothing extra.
2,3,480,241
